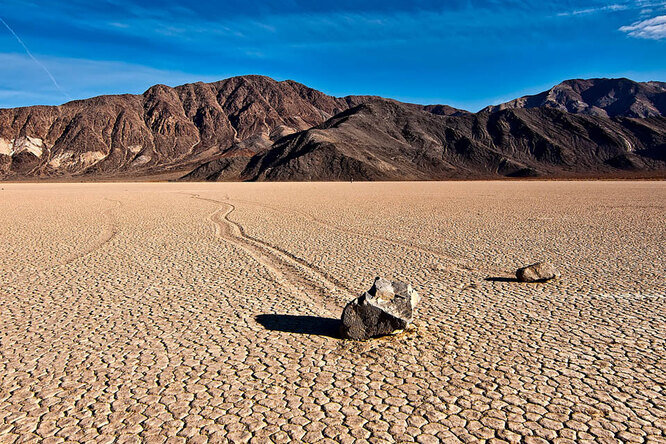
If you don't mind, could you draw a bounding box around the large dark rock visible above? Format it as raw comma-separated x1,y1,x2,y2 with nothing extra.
516,262,560,282
340,277,420,340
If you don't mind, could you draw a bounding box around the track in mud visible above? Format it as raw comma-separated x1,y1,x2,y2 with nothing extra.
229,197,508,277
3,198,121,286
191,194,351,318
61,198,121,264
192,194,455,355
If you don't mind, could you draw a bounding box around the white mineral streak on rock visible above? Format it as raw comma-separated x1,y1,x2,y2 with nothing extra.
48,152,73,168
132,155,151,165
80,151,107,165
13,136,45,157
0,138,12,155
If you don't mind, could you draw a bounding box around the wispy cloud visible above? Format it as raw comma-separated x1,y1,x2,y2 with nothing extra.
0,16,71,100
73,9,537,50
0,53,221,108
620,14,666,38
556,1,666,17
108,22,130,29
557,3,628,17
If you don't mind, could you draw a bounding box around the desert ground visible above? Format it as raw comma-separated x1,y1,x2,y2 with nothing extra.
0,181,664,443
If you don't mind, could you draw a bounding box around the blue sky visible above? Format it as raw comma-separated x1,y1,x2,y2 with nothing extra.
0,0,665,111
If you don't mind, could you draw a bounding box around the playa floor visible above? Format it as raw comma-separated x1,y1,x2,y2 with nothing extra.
0,181,664,443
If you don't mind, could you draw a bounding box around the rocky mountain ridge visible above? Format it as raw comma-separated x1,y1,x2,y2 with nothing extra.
0,75,378,178
483,78,666,118
187,99,666,181
1,76,665,180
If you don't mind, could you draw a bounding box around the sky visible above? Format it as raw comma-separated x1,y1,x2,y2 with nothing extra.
0,0,665,111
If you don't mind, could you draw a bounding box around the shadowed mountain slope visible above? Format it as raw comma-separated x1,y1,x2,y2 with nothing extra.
186,99,666,181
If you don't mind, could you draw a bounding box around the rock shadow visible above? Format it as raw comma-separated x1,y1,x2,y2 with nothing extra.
255,314,340,338
485,276,520,282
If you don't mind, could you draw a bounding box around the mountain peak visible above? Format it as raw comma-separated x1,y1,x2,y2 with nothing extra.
484,77,666,118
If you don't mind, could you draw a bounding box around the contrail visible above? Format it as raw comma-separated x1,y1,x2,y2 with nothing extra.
0,16,72,101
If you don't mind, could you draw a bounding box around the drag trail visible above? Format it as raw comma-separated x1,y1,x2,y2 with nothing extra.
2,197,121,286
229,196,507,278
190,194,351,317
61,197,121,264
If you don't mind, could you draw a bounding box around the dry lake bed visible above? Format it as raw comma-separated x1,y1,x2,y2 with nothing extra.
0,181,664,443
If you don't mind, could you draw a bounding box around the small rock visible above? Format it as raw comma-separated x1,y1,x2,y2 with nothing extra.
516,262,560,282
340,277,420,340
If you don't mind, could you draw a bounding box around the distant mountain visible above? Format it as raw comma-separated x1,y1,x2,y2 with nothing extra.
483,78,666,118
0,76,378,178
0,75,469,179
185,99,666,181
1,75,665,181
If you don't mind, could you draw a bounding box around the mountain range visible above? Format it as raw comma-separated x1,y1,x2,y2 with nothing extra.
1,75,664,181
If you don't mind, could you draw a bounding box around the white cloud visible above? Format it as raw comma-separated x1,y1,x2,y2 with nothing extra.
557,3,628,16
108,22,129,29
556,1,666,17
620,15,666,39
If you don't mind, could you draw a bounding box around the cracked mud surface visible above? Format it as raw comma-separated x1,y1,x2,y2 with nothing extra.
0,181,664,443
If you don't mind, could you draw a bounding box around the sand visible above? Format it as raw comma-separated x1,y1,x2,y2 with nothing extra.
0,181,664,443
